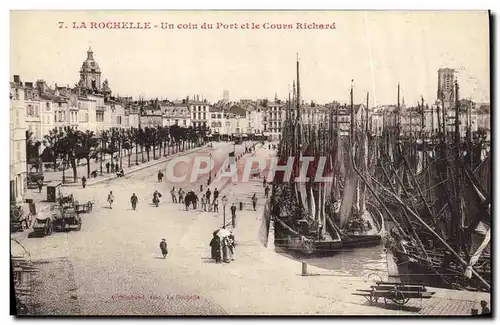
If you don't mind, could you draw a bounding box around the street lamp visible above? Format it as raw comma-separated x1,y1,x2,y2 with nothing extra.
222,195,228,227
208,152,212,185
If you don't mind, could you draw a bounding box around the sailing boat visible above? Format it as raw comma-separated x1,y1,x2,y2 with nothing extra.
329,88,385,249
271,61,383,255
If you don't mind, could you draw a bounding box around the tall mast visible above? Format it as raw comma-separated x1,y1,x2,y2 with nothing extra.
454,79,461,152
296,54,301,154
350,80,354,146
397,83,400,141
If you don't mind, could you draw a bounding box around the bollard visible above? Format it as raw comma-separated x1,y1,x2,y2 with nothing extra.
301,262,308,276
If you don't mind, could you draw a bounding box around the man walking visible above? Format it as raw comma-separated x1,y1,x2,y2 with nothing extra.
201,194,207,211
81,176,87,189
106,162,110,174
264,185,270,198
157,170,164,183
213,197,219,212
130,193,138,211
170,187,177,203
178,188,185,204
107,191,114,209
37,179,44,193
206,188,212,203
251,193,258,211
159,238,168,259
213,188,219,204
230,203,237,228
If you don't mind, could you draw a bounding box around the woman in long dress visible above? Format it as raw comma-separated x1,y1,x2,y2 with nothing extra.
222,237,232,263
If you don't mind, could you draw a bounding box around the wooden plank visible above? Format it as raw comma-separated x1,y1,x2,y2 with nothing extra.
372,285,426,292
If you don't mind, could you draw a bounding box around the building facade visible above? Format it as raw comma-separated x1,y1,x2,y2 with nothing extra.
10,81,27,204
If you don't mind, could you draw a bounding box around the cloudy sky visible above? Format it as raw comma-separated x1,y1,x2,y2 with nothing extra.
10,10,490,106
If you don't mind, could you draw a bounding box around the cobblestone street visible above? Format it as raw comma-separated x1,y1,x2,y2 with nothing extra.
11,142,491,316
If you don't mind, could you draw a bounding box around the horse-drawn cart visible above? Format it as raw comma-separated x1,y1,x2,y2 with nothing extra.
352,281,435,307
75,201,93,214
51,205,82,232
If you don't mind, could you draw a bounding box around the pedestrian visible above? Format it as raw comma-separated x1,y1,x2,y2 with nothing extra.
106,162,110,174
213,188,219,204
130,193,138,210
213,197,219,212
184,193,191,211
193,192,199,210
153,190,162,207
201,194,207,211
170,187,177,203
480,300,491,315
264,185,270,198
209,231,218,260
210,235,222,263
222,236,231,263
251,193,258,211
178,188,185,204
230,203,237,228
263,177,266,187
37,179,43,193
107,191,114,209
159,238,168,258
206,188,212,203
157,170,164,183
228,234,235,261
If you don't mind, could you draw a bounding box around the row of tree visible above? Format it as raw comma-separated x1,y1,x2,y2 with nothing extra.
26,125,210,182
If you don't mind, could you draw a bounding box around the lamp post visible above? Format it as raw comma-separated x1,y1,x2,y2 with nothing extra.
222,195,228,228
99,135,103,176
208,152,212,185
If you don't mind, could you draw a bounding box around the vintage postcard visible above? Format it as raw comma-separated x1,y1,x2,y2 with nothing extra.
10,10,491,316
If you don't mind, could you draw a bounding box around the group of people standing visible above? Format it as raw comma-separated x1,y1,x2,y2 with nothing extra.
209,230,235,264
170,186,222,212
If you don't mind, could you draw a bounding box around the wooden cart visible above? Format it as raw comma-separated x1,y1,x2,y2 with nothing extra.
52,206,82,232
75,201,93,214
352,281,435,306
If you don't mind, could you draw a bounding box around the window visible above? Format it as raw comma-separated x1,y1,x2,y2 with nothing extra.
211,114,216,118
217,114,221,119
212,122,217,127
46,102,50,110
16,142,21,162
85,113,89,122
91,62,95,67
203,113,206,120
15,110,20,127
183,120,186,126
15,89,19,100
175,119,179,125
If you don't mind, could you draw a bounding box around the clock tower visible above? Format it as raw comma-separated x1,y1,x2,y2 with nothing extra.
78,47,102,91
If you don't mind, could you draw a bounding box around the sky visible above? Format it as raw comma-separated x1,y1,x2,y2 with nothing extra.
10,10,490,106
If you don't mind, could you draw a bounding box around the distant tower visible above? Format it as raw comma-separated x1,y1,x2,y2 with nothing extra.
78,47,102,91
437,68,455,110
223,89,229,103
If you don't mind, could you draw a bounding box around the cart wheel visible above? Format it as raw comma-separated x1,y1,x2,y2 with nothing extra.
386,289,409,306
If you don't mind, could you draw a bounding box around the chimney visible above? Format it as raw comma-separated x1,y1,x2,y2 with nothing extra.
36,80,45,94
13,75,20,85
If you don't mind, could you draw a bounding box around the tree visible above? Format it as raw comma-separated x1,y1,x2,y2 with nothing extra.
26,130,41,172
74,130,99,178
58,126,80,182
42,128,65,172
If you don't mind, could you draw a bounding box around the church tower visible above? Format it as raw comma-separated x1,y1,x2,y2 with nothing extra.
78,47,102,91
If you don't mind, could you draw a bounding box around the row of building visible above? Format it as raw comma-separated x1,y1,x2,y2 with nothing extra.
10,48,490,204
